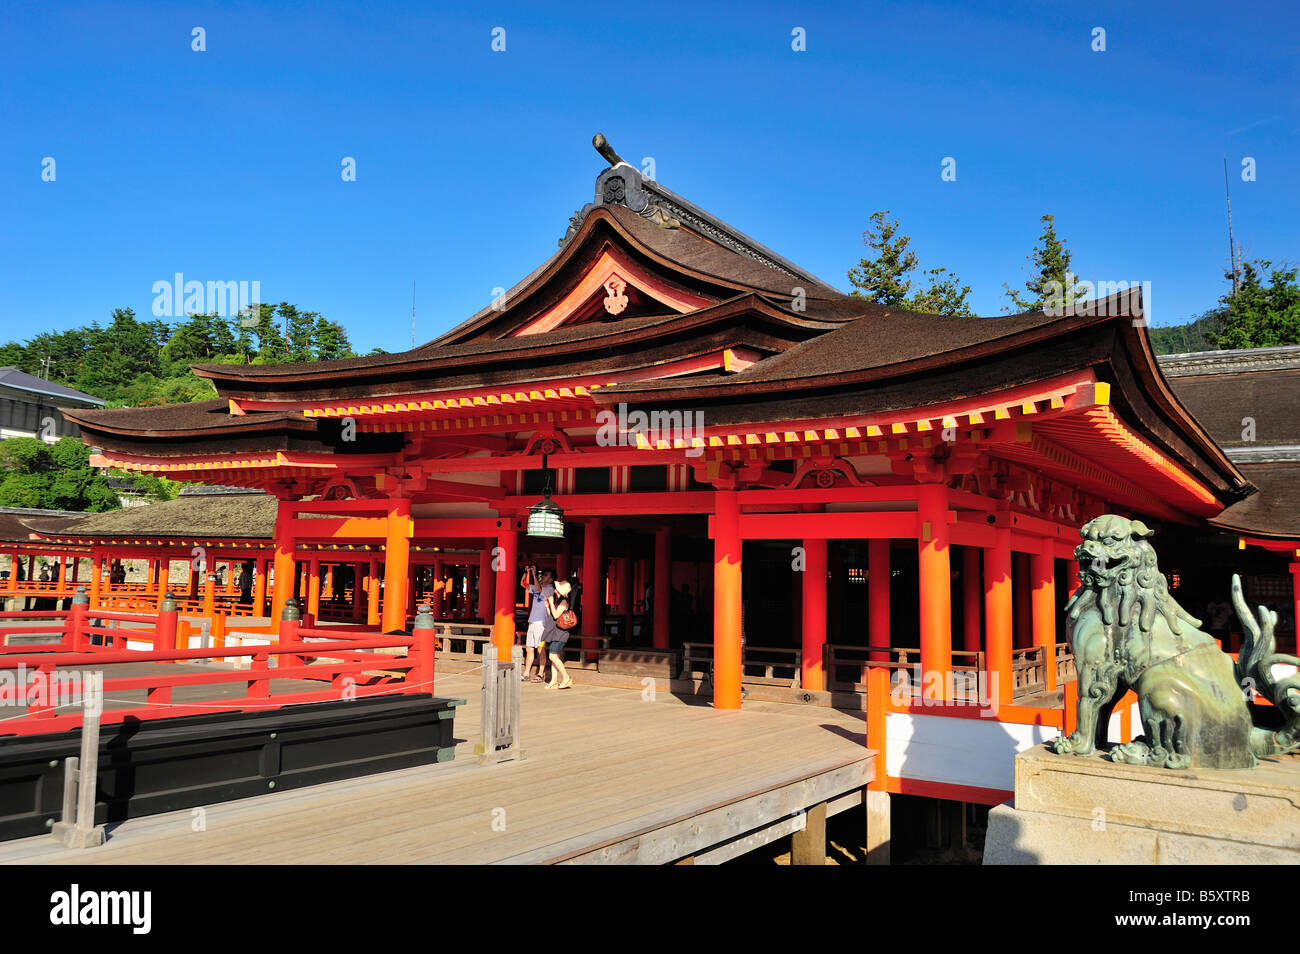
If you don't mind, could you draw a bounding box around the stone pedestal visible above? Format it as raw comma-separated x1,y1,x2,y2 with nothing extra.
984,745,1300,864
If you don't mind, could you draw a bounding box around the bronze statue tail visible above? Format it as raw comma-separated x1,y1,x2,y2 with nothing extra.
1230,574,1300,757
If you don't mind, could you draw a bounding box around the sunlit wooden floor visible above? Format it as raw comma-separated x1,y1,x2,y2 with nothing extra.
0,669,869,865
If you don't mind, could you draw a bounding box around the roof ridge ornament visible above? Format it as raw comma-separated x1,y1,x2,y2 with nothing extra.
592,133,624,167
561,135,681,246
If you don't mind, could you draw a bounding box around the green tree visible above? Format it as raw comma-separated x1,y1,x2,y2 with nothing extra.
848,211,919,307
848,211,975,315
312,316,354,360
1003,214,1087,314
1207,260,1300,349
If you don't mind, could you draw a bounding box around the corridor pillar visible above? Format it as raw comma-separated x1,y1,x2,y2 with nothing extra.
380,497,412,634
493,519,518,658
984,525,1013,706
868,539,890,661
801,537,827,692
653,526,671,649
917,485,952,698
713,490,743,710
1031,542,1057,692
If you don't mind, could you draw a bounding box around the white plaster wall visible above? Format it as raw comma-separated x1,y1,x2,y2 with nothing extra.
885,711,1062,791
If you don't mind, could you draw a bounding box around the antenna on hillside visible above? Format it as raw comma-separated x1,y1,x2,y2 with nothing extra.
411,280,416,349
1223,157,1240,297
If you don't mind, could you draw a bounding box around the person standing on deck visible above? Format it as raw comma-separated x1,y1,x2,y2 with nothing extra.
543,580,574,690
523,566,554,682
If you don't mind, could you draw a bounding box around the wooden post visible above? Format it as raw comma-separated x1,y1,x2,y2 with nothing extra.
271,500,296,625
202,571,216,618
984,526,1014,706
381,497,412,634
412,602,436,693
713,490,743,710
962,546,981,653
493,520,518,659
653,526,671,650
477,548,493,623
1032,542,1057,692
868,539,890,661
917,485,952,698
66,586,88,652
791,801,827,865
51,671,105,849
156,593,178,654
801,537,827,692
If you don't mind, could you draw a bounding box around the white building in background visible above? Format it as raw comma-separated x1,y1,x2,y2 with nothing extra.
0,368,105,442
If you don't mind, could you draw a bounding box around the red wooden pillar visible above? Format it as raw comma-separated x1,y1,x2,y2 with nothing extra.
917,485,952,698
713,490,743,710
89,552,102,609
1292,563,1300,655
1032,543,1057,692
557,534,572,581
801,537,827,692
253,557,268,617
271,501,297,625
493,520,518,658
614,556,631,640
381,497,412,634
1013,552,1031,649
477,548,493,623
367,556,381,626
962,546,981,654
350,561,364,620
984,526,1013,706
653,526,671,649
581,518,604,644
868,538,890,660
307,556,322,619
432,557,445,617
56,555,67,598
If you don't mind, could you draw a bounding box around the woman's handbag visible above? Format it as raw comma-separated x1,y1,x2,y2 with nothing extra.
556,608,578,630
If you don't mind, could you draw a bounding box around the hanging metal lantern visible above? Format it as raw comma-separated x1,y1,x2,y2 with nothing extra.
526,453,565,538
527,493,565,538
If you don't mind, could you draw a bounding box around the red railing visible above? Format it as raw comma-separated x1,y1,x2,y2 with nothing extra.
0,603,436,737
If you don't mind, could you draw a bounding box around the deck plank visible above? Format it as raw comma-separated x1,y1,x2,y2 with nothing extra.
0,672,868,865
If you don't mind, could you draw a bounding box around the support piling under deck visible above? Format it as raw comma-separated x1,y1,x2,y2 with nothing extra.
0,671,874,865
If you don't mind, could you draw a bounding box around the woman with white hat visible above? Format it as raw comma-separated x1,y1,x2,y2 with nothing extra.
543,579,575,690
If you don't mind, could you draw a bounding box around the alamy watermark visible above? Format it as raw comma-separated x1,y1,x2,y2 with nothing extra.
152,273,261,319
595,402,706,457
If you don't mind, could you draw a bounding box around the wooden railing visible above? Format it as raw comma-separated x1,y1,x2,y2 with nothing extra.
681,643,802,688
823,645,986,694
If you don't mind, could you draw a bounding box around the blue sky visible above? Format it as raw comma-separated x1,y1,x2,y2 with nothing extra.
2,0,1296,354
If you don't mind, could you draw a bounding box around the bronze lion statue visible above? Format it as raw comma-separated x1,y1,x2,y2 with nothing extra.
1052,514,1300,769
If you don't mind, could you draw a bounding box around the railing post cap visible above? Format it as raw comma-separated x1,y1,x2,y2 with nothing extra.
71,586,90,606
160,592,177,612
281,597,301,622
413,603,435,629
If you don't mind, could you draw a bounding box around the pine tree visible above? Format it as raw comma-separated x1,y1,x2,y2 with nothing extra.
1003,214,1087,314
848,211,918,307
848,211,975,316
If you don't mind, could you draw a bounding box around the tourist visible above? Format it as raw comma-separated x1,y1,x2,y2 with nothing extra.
523,566,554,682
544,580,574,690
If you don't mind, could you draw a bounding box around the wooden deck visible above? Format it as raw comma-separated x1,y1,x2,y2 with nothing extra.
0,670,872,864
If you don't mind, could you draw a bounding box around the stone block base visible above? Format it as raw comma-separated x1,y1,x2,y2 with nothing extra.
984,745,1300,864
